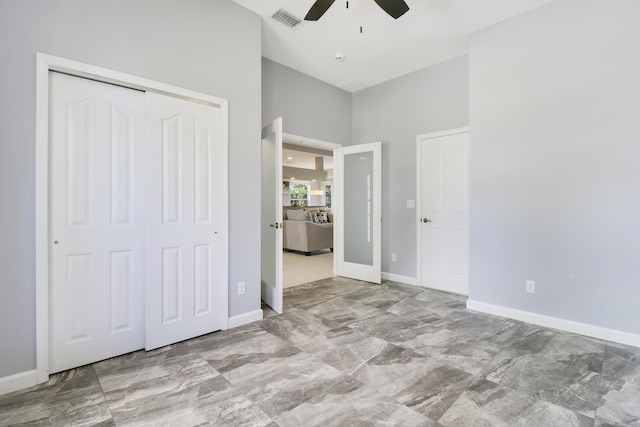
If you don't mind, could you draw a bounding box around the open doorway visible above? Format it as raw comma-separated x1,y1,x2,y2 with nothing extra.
281,134,339,288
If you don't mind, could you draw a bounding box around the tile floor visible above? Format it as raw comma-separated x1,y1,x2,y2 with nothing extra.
1,277,639,426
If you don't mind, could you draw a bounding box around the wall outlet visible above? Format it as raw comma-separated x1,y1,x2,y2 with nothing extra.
392,253,397,262
526,280,535,293
238,281,246,295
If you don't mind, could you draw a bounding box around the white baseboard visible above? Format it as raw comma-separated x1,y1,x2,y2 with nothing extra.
1,311,264,397
467,299,640,348
227,309,263,329
382,272,417,286
0,369,37,396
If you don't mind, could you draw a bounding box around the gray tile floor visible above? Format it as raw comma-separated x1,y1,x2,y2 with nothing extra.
1,277,639,426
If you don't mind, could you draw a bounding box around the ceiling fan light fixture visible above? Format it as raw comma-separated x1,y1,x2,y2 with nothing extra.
335,53,345,61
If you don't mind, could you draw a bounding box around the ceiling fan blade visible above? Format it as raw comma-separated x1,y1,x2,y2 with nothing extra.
373,0,410,19
305,0,336,21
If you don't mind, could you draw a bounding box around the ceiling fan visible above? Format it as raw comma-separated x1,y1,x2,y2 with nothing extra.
305,0,410,21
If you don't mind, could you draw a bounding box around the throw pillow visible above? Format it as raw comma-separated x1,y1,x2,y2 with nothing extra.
327,213,334,223
315,212,329,223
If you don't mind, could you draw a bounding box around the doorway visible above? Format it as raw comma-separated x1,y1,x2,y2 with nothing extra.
281,134,339,288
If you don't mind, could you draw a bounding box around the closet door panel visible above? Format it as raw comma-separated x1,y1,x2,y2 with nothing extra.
49,72,145,373
145,92,227,350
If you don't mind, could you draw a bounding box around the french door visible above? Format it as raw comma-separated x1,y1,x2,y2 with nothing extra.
334,142,382,284
260,118,283,314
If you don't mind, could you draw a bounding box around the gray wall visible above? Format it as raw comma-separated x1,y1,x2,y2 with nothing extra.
0,0,261,378
352,57,470,276
469,0,640,333
262,58,352,145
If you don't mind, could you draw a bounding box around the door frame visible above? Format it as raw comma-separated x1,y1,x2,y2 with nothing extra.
35,53,229,385
282,132,342,153
416,127,469,291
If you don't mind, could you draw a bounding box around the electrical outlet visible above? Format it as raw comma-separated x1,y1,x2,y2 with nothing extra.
238,281,246,295
526,280,535,293
392,253,397,262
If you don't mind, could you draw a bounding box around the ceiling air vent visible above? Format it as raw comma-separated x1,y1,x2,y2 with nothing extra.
271,9,302,29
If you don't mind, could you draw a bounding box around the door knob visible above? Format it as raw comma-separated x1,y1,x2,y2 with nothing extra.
422,218,431,223
270,223,282,229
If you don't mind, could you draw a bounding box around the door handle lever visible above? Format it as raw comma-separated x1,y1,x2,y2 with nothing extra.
421,218,431,223
270,223,282,229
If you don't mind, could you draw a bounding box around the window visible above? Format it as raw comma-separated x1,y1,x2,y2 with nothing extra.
290,183,309,207
325,184,332,208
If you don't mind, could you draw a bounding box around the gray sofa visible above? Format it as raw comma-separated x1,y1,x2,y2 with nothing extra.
283,208,333,255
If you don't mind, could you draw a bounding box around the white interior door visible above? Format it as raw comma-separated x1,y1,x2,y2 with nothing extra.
49,72,145,373
418,130,469,295
261,118,283,314
144,92,227,350
334,142,382,284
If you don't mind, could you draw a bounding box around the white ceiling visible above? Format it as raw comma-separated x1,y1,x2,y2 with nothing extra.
232,0,555,92
283,148,334,170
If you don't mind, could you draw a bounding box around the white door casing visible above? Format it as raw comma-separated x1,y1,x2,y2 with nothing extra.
144,92,228,350
260,118,283,314
49,72,146,373
417,129,469,295
334,142,382,284
37,53,229,385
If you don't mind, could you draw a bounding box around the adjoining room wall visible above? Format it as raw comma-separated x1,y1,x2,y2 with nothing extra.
0,0,261,378
469,0,640,335
262,57,352,145
352,56,470,277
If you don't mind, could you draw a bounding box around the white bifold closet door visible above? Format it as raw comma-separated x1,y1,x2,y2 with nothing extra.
49,72,226,373
49,72,146,373
144,92,226,350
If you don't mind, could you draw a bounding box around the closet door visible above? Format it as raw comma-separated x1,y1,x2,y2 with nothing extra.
49,72,145,373
144,92,227,350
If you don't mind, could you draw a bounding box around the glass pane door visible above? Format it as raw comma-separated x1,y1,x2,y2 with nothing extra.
334,142,381,284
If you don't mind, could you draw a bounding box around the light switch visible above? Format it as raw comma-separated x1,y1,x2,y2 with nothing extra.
406,200,415,209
